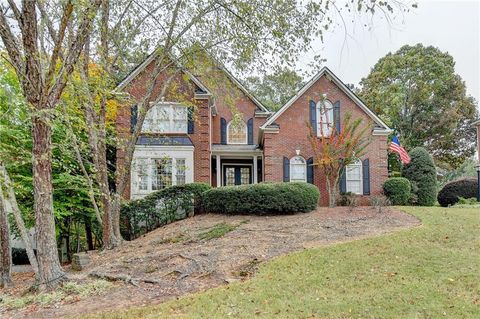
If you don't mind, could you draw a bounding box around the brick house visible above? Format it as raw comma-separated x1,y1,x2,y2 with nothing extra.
116,54,392,206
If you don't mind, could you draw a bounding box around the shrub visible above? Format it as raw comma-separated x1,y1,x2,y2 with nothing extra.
120,183,212,239
337,192,358,208
402,147,437,206
383,177,411,205
203,182,319,215
437,178,478,207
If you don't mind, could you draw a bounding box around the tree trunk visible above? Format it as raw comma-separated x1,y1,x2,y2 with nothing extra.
0,163,39,274
84,219,94,251
102,198,119,249
32,117,65,290
0,183,12,288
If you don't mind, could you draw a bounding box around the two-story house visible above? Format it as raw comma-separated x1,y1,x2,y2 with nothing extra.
116,53,391,206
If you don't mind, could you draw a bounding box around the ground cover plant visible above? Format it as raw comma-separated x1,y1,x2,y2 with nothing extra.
82,206,479,319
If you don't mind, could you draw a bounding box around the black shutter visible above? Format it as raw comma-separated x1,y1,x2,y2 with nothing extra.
247,118,254,145
309,100,317,134
130,105,138,133
220,118,227,144
333,100,341,134
362,158,371,195
339,167,347,194
307,157,314,184
283,157,290,182
187,107,194,134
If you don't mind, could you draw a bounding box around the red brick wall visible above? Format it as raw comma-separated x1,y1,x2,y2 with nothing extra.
208,72,266,145
263,75,389,206
116,60,212,199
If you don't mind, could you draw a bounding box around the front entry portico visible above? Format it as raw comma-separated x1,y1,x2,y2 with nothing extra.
211,144,263,187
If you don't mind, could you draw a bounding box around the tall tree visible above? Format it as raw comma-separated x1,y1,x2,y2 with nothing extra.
0,0,102,289
0,168,12,288
70,0,409,249
245,68,304,111
358,44,479,168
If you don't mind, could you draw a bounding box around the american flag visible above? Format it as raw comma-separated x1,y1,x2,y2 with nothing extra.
389,135,411,164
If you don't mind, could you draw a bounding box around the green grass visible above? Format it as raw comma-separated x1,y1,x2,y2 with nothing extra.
82,207,479,318
197,222,240,240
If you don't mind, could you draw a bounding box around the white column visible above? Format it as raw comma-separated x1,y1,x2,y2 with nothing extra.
253,155,258,184
216,155,221,187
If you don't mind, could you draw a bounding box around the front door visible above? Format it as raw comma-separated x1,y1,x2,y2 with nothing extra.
224,166,252,186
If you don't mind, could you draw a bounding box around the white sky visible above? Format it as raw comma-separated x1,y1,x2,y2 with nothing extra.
298,0,480,104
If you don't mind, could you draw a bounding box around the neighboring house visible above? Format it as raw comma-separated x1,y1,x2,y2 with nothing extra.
116,53,391,206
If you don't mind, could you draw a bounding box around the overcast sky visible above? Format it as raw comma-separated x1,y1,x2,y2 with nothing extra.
299,0,480,103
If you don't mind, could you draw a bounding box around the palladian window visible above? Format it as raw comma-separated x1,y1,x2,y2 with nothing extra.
227,120,247,144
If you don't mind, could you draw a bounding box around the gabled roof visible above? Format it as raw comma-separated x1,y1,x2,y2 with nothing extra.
116,50,271,113
116,51,211,95
261,67,391,134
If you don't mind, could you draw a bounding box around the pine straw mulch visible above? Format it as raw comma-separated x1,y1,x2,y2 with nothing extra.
2,206,420,319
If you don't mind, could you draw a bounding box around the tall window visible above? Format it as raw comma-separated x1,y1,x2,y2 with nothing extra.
316,100,334,137
142,103,187,133
175,158,186,185
134,157,186,192
290,156,306,182
346,160,362,194
136,159,149,191
227,120,247,144
152,158,172,190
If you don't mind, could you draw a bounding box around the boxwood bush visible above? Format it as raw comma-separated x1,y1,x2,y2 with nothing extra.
402,147,437,206
203,182,319,215
383,177,411,205
437,178,478,207
121,183,211,239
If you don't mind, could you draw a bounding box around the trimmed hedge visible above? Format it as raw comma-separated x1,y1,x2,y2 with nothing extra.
121,183,211,239
383,177,411,205
437,178,478,207
402,147,437,206
203,182,319,215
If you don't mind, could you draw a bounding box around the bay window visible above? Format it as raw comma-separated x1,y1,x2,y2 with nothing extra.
133,157,187,193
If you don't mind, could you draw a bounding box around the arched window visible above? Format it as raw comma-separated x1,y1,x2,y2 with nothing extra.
290,156,306,182
227,120,247,144
316,100,334,137
346,159,363,194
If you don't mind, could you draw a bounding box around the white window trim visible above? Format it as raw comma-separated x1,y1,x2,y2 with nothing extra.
289,155,307,182
316,100,334,137
226,120,248,145
345,159,363,195
142,102,188,134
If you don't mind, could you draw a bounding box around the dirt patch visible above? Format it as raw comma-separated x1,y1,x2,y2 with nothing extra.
1,207,419,319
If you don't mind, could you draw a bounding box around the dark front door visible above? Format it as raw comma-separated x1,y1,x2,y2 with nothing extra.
224,166,252,186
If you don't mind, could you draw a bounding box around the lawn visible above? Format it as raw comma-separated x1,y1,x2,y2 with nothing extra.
82,207,479,319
